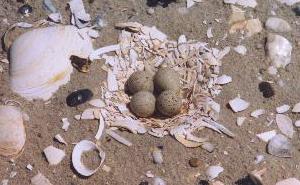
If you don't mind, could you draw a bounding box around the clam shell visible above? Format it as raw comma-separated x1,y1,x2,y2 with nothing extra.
9,26,93,101
0,105,26,157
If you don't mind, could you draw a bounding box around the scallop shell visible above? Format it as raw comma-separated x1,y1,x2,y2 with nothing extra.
9,25,93,101
0,105,26,157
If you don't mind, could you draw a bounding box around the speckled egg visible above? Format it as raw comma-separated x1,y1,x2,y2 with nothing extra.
126,71,154,95
154,67,180,93
130,91,156,118
156,90,182,117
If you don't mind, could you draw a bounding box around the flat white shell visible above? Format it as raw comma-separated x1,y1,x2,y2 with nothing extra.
72,140,105,176
229,97,250,112
250,109,265,118
292,102,300,113
89,99,106,108
256,130,277,142
216,75,232,85
295,120,300,127
276,104,290,114
276,114,294,138
0,105,26,157
43,145,66,165
267,134,292,158
10,26,93,100
206,165,224,181
233,45,247,55
265,17,291,32
236,117,246,126
276,178,300,185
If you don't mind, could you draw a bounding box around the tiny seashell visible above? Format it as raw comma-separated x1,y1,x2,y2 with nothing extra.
236,117,246,126
153,177,166,185
31,173,52,185
207,27,213,38
152,148,163,164
72,140,105,176
250,109,265,118
276,178,300,185
95,114,105,140
294,120,300,127
256,130,277,142
276,114,294,138
146,170,154,178
254,154,265,164
61,118,70,132
292,102,300,113
233,45,247,55
267,134,292,158
102,165,111,173
68,0,91,28
229,97,250,112
74,114,81,120
10,171,17,178
43,146,66,165
26,164,33,171
201,142,215,153
206,165,224,181
276,104,290,114
54,134,67,145
48,13,62,23
89,99,106,108
66,89,93,107
216,75,232,85
106,129,133,146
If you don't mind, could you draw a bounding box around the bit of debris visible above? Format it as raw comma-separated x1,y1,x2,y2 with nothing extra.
233,45,247,55
258,82,274,98
207,27,213,38
54,134,67,145
31,173,53,185
152,148,163,164
256,130,277,142
43,0,57,13
236,117,246,126
61,118,70,132
254,155,265,164
294,120,300,127
292,102,300,113
265,17,291,33
216,75,232,85
277,0,300,6
250,109,265,118
206,165,224,181
229,97,250,112
153,177,166,185
276,178,300,185
189,158,202,167
68,0,91,28
276,114,294,138
248,168,266,185
267,134,292,158
276,105,290,114
89,99,106,108
43,145,66,165
26,164,33,171
224,0,257,8
106,129,133,146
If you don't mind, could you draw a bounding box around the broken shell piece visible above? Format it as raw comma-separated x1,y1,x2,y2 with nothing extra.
206,165,224,181
153,177,167,185
254,155,265,164
0,105,26,157
237,117,246,126
276,114,294,138
224,0,257,8
229,97,250,112
207,27,213,38
69,0,91,28
216,75,232,85
54,134,67,145
61,118,70,132
201,142,215,153
89,99,106,108
26,164,33,171
248,168,266,185
292,102,300,113
107,70,118,92
251,109,265,118
31,173,52,185
265,17,291,33
43,145,66,165
95,114,105,140
152,148,163,164
267,134,292,158
276,104,290,114
9,26,93,101
256,130,276,142
276,178,300,185
106,129,132,146
72,140,105,176
266,34,292,69
110,117,147,134
48,13,62,23
294,120,300,127
234,45,247,55
81,108,100,120
174,133,202,148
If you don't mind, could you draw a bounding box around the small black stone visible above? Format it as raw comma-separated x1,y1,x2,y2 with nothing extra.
198,180,209,185
258,82,274,98
18,4,33,15
66,89,93,107
293,5,300,16
139,181,149,185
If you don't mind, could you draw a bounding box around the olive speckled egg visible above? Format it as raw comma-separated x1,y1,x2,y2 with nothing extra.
156,90,182,117
154,67,180,93
126,71,154,95
130,91,156,118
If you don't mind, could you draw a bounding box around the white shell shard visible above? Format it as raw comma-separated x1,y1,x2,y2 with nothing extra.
187,0,196,8
106,129,133,146
31,173,53,185
153,177,167,185
256,130,277,142
95,114,105,140
43,145,66,165
89,99,106,108
276,104,290,114
216,75,232,85
267,134,292,158
292,102,300,113
26,164,33,171
224,0,257,8
10,26,93,101
72,140,105,176
149,26,167,41
89,44,120,61
277,0,300,5
68,0,91,28
229,97,250,112
48,13,62,23
54,134,67,145
295,120,300,127
201,142,215,153
266,34,292,69
206,165,224,181
152,148,163,164
81,108,100,120
276,114,294,138
1,179,8,185
174,133,202,148
107,70,118,92
276,178,300,185
250,109,265,118
61,118,70,132
254,155,265,164
207,27,213,38
110,117,147,134
265,17,291,33
233,45,247,55
236,117,246,126
0,105,26,157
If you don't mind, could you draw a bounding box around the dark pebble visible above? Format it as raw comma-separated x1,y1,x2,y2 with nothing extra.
293,5,300,16
66,89,93,107
18,4,33,15
258,82,274,98
198,180,209,185
139,181,149,185
189,158,202,167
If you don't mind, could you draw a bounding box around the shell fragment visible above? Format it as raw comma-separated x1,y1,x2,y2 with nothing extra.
276,114,294,138
31,173,52,185
43,146,66,165
229,97,250,112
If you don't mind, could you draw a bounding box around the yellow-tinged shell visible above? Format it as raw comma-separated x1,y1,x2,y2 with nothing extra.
130,91,156,118
154,67,180,93
156,90,182,117
126,71,154,95
0,105,26,157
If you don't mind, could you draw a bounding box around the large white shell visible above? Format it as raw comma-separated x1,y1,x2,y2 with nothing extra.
9,26,93,100
72,140,105,176
0,105,26,157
